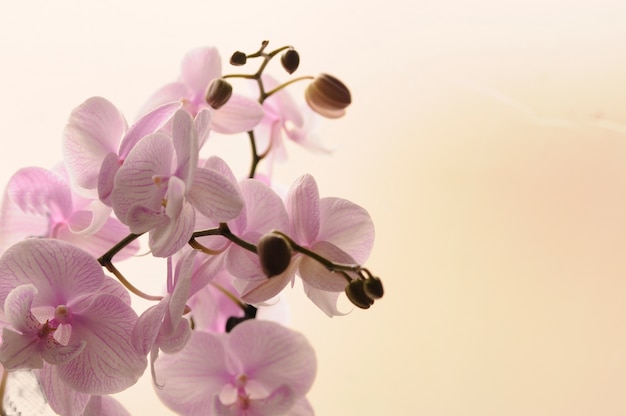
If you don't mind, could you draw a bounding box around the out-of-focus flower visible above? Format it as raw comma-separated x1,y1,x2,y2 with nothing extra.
139,47,264,134
154,319,316,415
0,166,138,259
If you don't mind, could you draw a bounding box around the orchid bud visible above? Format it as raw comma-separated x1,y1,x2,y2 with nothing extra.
345,279,373,309
364,277,384,300
305,73,351,118
230,51,247,66
257,233,292,277
205,78,233,109
280,48,300,74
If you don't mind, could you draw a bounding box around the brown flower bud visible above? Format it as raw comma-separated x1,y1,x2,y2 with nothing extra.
280,48,300,74
305,73,351,118
205,78,233,109
364,277,384,300
345,279,373,309
230,51,247,66
257,233,292,278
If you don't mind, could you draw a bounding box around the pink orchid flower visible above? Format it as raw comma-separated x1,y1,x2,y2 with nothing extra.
0,239,146,395
254,75,328,167
233,174,375,316
131,250,196,385
111,110,244,257
154,319,316,415
0,166,138,259
63,96,181,205
139,47,264,134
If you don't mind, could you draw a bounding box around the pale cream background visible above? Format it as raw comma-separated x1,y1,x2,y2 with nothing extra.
2,1,626,415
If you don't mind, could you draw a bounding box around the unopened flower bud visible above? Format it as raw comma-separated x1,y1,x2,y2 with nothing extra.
280,48,300,74
345,279,373,309
364,277,384,300
205,78,233,109
305,73,351,118
230,51,247,66
257,233,292,277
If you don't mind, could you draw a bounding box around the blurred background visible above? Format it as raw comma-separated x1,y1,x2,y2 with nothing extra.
2,0,626,414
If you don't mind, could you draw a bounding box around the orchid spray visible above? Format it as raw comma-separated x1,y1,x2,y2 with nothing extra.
0,41,383,416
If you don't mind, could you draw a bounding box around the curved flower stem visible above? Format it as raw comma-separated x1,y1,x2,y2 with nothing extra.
97,232,163,302
100,258,163,302
210,281,249,311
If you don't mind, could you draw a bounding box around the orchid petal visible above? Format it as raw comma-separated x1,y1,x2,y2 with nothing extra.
63,97,127,189
180,47,222,96
229,320,316,395
0,327,43,370
0,189,49,253
318,197,375,263
59,294,146,394
137,82,190,118
154,331,231,415
38,364,90,416
149,200,195,257
7,167,73,219
195,108,212,149
83,395,131,416
132,300,168,355
188,167,243,222
303,282,349,317
211,95,264,134
298,241,353,292
119,101,182,159
37,364,91,416
0,239,104,311
97,151,120,205
4,284,39,333
286,174,320,245
171,109,198,184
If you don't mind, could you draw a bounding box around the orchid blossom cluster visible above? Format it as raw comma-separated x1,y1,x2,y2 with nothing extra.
0,41,383,416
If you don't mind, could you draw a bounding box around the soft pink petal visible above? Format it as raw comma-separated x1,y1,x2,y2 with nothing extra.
318,197,375,264
111,132,173,222
63,97,127,189
237,264,294,305
7,167,73,219
66,200,111,235
298,240,353,292
285,174,320,245
302,282,349,317
171,109,198,184
97,151,121,205
0,189,49,253
188,167,244,222
38,364,90,416
211,95,265,134
132,300,168,355
4,284,39,333
83,395,131,416
0,239,104,311
228,320,316,395
119,101,182,159
154,330,231,415
126,205,168,234
0,327,43,369
149,200,195,257
59,294,146,394
213,384,296,416
137,82,190,118
291,397,315,416
40,337,86,366
180,47,222,97
238,179,290,236
195,108,212,149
